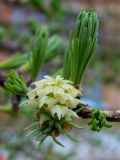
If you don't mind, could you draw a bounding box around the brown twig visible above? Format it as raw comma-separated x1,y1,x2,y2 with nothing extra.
12,95,21,113
76,102,120,122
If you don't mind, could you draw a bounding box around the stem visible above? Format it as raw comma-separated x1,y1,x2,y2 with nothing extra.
75,102,120,122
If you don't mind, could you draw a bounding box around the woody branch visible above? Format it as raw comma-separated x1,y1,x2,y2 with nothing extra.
0,71,120,121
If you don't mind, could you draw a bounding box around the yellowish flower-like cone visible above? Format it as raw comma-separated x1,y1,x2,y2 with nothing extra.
26,75,81,120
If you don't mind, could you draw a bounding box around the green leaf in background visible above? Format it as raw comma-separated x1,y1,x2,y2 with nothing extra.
0,53,28,70
21,34,63,73
45,35,64,62
0,26,6,42
63,9,99,85
29,28,48,80
50,0,65,19
27,19,40,34
29,0,46,11
4,70,28,96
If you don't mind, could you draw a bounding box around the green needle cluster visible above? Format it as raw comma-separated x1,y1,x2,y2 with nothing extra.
21,35,63,73
88,109,112,132
30,28,48,80
4,70,28,96
63,9,99,84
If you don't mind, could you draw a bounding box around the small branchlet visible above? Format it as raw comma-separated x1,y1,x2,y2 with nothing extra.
1,8,117,148
4,70,28,96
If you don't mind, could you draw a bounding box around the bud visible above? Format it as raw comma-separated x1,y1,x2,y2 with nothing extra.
88,109,112,131
4,70,28,95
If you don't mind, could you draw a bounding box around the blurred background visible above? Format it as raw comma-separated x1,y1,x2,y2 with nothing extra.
0,0,120,160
